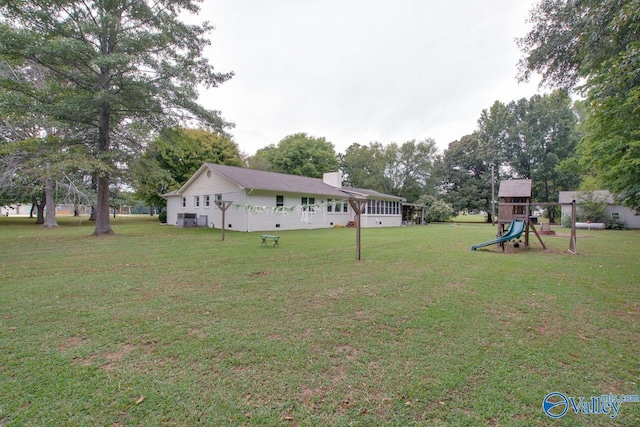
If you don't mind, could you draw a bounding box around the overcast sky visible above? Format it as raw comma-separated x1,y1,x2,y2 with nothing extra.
196,0,543,156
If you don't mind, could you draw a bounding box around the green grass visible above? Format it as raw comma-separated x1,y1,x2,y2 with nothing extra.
1,216,639,425
450,213,488,223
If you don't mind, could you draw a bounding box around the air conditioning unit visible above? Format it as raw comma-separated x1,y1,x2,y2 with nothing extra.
177,213,197,228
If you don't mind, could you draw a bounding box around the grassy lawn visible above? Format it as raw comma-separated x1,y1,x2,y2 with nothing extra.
1,216,638,426
449,213,488,223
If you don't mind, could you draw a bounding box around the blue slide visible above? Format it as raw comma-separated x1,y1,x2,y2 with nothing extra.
471,220,526,251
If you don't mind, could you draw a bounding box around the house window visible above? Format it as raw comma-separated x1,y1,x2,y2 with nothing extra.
301,197,315,211
343,201,348,213
276,195,284,207
194,196,200,208
204,195,210,207
327,199,333,212
182,197,186,208
611,212,620,220
215,194,222,201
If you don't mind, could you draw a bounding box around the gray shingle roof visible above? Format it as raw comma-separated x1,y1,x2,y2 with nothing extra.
205,163,353,198
165,163,403,200
498,179,532,198
208,163,405,200
558,190,614,204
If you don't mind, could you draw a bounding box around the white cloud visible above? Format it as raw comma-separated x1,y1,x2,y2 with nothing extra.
196,0,542,155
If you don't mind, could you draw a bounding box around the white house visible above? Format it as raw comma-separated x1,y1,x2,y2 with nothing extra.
559,190,640,229
163,163,404,232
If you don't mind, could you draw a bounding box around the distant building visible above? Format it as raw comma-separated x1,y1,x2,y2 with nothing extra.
559,190,640,229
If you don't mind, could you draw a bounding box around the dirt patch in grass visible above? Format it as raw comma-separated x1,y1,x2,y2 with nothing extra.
102,343,136,371
74,343,136,371
248,271,268,277
58,336,87,352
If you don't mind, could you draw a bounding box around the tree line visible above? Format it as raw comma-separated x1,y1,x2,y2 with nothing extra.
1,0,638,233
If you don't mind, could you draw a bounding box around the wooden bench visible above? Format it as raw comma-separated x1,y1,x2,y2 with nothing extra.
260,235,280,247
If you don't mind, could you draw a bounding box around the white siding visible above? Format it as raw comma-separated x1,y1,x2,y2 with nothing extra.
181,169,240,196
165,196,182,225
246,191,353,232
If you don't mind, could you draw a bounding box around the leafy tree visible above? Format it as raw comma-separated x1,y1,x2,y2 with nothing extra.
340,139,438,202
518,0,637,90
518,0,640,210
0,0,232,235
133,128,242,209
265,133,339,178
339,142,389,191
439,133,495,221
129,155,175,213
384,139,439,202
417,194,455,223
477,91,581,213
152,128,243,184
246,146,274,171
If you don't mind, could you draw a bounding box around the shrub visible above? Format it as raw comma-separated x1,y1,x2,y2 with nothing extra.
606,217,627,230
417,195,455,222
159,210,167,223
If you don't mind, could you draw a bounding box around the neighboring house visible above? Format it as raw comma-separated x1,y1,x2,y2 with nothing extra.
0,204,32,216
163,163,404,232
558,190,640,229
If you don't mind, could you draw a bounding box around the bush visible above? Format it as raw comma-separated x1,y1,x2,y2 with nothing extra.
159,210,167,223
576,191,607,222
606,217,627,230
417,195,455,222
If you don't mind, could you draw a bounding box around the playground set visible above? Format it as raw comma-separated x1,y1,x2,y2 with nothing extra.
471,179,577,254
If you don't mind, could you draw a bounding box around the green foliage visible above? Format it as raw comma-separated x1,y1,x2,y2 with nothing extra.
519,0,640,210
579,44,640,210
246,146,274,171
340,139,438,202
130,155,176,209
576,191,608,223
265,133,339,178
606,217,627,230
131,128,242,207
158,210,167,223
417,194,455,222
0,0,233,234
151,128,243,184
477,90,581,202
339,142,388,190
439,133,493,219
518,0,636,90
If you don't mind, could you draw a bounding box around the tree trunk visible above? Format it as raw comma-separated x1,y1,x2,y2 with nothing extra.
93,173,113,235
93,73,114,235
34,191,45,224
43,177,59,228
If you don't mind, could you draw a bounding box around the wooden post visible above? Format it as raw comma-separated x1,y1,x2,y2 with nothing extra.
525,202,530,248
348,198,367,261
569,200,577,254
214,200,233,241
